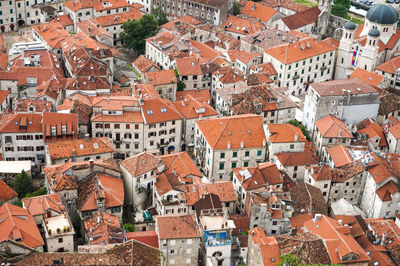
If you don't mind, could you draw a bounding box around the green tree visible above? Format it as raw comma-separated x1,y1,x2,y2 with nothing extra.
12,170,33,198
25,187,47,198
278,254,300,266
331,0,351,18
233,2,241,15
123,223,135,232
177,80,185,91
288,119,311,141
119,14,159,55
153,6,169,26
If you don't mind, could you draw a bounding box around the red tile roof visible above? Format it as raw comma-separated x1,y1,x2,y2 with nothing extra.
176,89,211,103
315,115,353,138
376,180,400,201
47,137,113,160
327,145,353,167
267,123,306,143
173,94,218,119
276,151,318,167
121,152,160,177
221,15,264,36
22,193,65,217
125,231,159,248
249,227,282,265
51,15,73,27
281,7,320,30
94,10,142,27
162,15,201,31
177,180,237,205
265,37,336,64
141,98,183,124
0,113,43,133
350,68,384,87
240,1,277,23
83,212,123,245
311,77,378,97
303,215,370,264
78,174,124,212
64,0,131,12
132,55,160,74
0,203,44,248
0,179,17,203
233,162,284,191
376,56,400,74
32,22,70,49
159,152,202,183
196,114,266,149
176,57,203,76
156,215,201,239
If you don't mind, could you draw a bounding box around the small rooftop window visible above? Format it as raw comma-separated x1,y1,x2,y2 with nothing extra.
80,144,84,149
94,143,98,149
160,108,167,113
147,110,153,115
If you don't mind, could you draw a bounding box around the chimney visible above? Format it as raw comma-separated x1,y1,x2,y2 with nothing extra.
252,3,256,10
85,133,90,141
89,159,94,169
72,149,76,162
338,130,342,138
294,133,298,142
338,219,343,226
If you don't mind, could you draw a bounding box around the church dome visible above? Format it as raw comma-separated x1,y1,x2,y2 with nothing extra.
368,28,381,37
344,21,357,30
366,4,398,25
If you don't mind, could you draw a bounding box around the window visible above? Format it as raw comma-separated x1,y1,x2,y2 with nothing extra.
58,238,63,243
126,124,130,129
220,152,225,159
233,152,237,157
244,161,249,167
219,163,224,170
290,144,294,149
232,162,237,168
245,151,250,157
114,124,120,129
257,150,262,156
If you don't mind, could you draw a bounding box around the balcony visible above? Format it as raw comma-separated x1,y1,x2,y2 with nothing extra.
204,232,232,247
293,74,299,79
320,66,327,71
113,138,123,144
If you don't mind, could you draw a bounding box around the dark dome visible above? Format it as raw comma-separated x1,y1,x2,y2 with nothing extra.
366,4,398,24
368,28,381,37
344,21,357,30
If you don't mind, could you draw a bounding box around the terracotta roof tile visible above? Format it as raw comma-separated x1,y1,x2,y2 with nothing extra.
267,123,306,143
376,180,400,201
159,152,202,183
176,89,211,103
276,151,318,167
125,231,159,248
32,22,70,49
0,113,42,133
311,77,378,97
47,137,113,160
376,56,400,74
0,203,44,248
265,37,336,64
327,145,353,167
177,181,237,205
14,99,52,112
15,239,160,265
22,193,65,217
276,232,331,264
132,55,160,74
249,227,282,265
0,179,17,203
281,7,320,30
233,162,284,191
290,183,328,216
83,212,123,245
304,215,370,264
162,15,201,31
240,1,277,23
350,68,384,87
156,214,201,239
94,10,142,27
221,15,265,36
77,173,124,211
173,94,218,119
260,0,310,12
196,114,266,149
64,0,131,12
50,15,73,27
315,114,353,138
141,98,183,124
121,152,160,177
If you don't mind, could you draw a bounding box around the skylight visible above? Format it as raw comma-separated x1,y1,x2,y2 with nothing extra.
147,110,154,115
160,108,167,113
